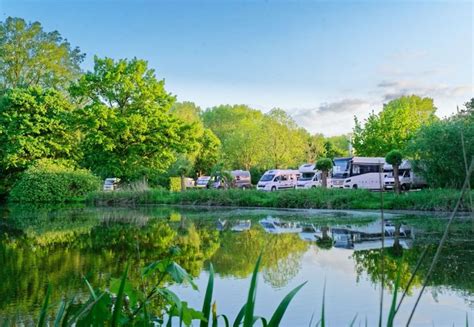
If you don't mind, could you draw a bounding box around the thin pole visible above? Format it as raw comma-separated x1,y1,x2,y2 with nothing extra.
378,162,385,327
406,159,474,326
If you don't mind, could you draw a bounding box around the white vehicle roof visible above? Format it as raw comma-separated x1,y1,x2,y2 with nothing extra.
231,170,251,177
197,176,211,180
299,163,317,173
264,169,299,175
384,160,412,170
352,157,386,164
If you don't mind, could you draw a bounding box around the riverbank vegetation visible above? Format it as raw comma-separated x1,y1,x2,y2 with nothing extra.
1,17,472,203
89,187,474,212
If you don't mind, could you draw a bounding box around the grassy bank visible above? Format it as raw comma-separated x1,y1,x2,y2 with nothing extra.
88,187,474,212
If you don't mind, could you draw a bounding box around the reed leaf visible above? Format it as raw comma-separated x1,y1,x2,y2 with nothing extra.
267,282,306,327
38,284,52,327
54,299,66,326
387,266,401,327
320,281,326,327
111,262,129,327
243,254,262,327
201,263,215,327
349,313,358,327
233,304,246,327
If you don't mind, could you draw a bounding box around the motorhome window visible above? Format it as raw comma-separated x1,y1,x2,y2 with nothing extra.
351,164,380,176
260,174,275,182
300,172,315,180
281,175,288,181
333,159,350,178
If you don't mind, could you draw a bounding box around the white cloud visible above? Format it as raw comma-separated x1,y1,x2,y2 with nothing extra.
377,80,473,101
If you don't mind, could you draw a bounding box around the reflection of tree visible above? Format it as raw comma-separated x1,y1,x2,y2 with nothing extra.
0,211,220,320
352,241,474,298
211,228,309,288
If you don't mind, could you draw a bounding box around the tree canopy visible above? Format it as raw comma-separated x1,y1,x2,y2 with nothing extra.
0,17,84,91
71,57,198,180
353,95,437,156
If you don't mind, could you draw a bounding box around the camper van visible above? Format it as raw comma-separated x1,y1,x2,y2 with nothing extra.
257,169,299,191
296,163,322,189
330,157,386,190
211,170,252,189
195,176,211,189
384,160,427,190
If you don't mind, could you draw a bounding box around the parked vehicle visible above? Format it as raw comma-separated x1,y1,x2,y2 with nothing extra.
257,169,299,191
296,163,322,189
103,178,120,191
195,176,211,189
330,157,386,190
259,217,302,233
384,160,427,191
211,170,252,189
184,177,195,188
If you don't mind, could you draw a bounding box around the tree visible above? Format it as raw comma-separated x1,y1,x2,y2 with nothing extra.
71,57,198,181
385,150,403,194
0,87,78,193
316,158,333,188
325,135,350,158
305,133,326,163
194,129,221,175
0,17,84,91
352,95,437,156
407,98,474,188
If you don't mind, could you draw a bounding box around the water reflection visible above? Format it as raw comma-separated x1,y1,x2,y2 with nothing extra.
0,205,473,324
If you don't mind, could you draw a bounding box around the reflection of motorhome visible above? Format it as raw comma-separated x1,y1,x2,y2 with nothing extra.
231,220,252,232
259,217,302,233
330,157,386,190
296,163,321,189
195,176,211,188
257,169,299,191
384,160,427,190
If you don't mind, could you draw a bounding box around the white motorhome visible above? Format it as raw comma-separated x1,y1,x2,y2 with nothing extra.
257,169,299,191
330,157,386,190
296,163,322,189
384,160,427,190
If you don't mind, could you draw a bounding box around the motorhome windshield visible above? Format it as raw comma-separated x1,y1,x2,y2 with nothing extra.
333,159,350,178
299,172,315,180
260,174,275,182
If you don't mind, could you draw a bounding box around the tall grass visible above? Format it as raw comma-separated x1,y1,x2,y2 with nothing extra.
89,187,474,212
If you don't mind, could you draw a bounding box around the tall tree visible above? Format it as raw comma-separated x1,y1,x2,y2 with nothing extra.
0,17,84,91
71,57,198,181
353,95,437,156
305,133,326,163
194,129,221,175
316,158,333,188
385,150,403,194
0,87,78,192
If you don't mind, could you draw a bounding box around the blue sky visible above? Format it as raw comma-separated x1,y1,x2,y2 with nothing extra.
2,0,472,135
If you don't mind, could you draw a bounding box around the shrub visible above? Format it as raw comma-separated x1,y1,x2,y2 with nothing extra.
169,177,182,192
9,159,100,203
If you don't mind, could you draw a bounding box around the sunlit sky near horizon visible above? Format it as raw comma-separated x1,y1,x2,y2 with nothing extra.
2,0,473,136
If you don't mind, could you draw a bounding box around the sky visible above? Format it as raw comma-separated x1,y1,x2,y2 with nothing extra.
1,0,473,136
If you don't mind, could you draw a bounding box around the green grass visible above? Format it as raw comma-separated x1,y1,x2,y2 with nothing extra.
88,187,474,212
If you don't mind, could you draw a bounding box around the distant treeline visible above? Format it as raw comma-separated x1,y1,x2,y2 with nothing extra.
0,17,472,198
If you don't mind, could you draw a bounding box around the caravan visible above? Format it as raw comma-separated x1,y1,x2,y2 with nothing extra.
330,157,386,190
296,163,322,189
384,160,427,190
257,169,299,191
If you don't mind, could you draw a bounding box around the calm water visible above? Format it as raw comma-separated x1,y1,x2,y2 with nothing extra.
0,205,473,326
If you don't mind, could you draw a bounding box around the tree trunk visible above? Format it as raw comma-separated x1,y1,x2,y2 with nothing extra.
394,165,400,194
322,170,328,188
180,174,186,192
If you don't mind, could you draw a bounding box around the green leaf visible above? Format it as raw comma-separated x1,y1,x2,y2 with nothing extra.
37,284,51,327
200,263,215,327
232,304,246,327
349,313,358,327
111,262,129,327
54,300,66,326
166,262,198,290
387,267,401,327
267,282,306,327
243,254,262,327
142,259,168,277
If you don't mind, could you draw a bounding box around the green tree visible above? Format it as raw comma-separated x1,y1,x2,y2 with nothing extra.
0,87,78,194
305,133,326,163
202,105,267,169
385,150,403,194
407,98,473,188
0,17,84,91
325,135,350,158
316,158,333,188
194,129,221,175
353,95,437,156
71,57,198,181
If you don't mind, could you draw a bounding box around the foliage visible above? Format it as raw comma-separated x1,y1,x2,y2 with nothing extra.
70,57,198,181
385,150,403,166
194,128,221,175
316,158,333,172
0,17,84,91
407,99,474,188
353,95,437,156
0,87,78,193
170,177,182,192
8,159,100,203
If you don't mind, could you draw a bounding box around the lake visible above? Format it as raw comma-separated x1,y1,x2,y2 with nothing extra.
0,205,472,326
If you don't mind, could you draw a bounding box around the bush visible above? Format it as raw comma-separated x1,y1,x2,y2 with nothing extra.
9,160,100,203
169,177,182,192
